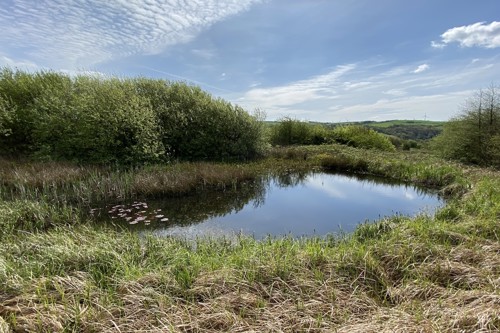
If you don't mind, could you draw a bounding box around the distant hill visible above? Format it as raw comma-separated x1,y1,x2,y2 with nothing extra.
265,119,445,141
361,120,444,140
326,120,445,141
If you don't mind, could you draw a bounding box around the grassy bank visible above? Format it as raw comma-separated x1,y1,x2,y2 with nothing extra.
1,146,499,332
0,145,465,204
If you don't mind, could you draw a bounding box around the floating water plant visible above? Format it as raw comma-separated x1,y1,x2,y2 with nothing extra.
103,201,168,226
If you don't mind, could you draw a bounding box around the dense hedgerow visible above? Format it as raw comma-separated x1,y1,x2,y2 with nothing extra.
134,79,265,161
0,68,264,164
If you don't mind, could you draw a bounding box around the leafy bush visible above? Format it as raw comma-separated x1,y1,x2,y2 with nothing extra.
0,69,264,164
136,80,264,161
269,117,329,146
331,125,396,151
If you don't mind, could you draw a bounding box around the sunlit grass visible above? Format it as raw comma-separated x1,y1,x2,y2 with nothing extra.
0,146,498,332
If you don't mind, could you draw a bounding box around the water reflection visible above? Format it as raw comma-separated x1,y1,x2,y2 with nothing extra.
98,171,444,239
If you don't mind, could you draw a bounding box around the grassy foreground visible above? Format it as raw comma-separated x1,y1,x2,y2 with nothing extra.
1,145,499,332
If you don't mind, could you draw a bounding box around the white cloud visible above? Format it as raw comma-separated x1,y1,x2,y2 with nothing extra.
413,64,429,74
0,54,39,70
234,56,500,123
343,81,372,90
430,41,446,49
0,0,261,68
383,89,407,96
433,21,500,49
327,91,473,122
243,64,355,108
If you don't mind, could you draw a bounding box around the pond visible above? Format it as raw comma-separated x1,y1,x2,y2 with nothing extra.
94,171,444,239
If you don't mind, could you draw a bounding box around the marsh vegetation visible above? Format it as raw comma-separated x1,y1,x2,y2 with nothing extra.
0,69,498,332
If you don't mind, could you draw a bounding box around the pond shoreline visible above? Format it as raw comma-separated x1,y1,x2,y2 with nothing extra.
2,145,499,332
95,170,444,239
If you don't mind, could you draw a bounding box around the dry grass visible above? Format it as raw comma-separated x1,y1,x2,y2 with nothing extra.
2,260,498,332
0,149,498,332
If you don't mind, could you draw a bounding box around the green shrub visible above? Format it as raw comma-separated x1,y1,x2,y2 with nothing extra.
331,125,396,151
0,69,264,164
269,117,329,146
136,79,265,161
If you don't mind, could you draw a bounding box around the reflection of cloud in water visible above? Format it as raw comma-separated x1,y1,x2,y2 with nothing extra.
308,176,347,199
404,191,416,200
104,171,443,240
152,222,241,242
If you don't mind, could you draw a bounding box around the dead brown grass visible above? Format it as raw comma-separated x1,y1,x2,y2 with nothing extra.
2,255,499,333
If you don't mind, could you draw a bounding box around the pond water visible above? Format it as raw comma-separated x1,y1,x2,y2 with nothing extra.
94,172,444,239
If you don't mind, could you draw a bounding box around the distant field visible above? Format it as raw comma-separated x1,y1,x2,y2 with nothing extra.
361,120,444,140
362,120,445,128
267,119,445,128
266,119,446,141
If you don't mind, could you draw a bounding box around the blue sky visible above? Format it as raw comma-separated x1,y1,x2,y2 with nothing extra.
1,0,499,122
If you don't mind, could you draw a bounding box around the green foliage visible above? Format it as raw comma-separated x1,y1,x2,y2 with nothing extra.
0,200,79,239
373,124,442,140
0,95,15,139
0,68,264,164
268,117,333,146
331,125,396,151
270,117,310,145
138,80,265,161
432,86,500,168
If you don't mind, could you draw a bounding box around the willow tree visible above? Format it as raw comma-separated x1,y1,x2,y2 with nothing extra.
433,85,500,167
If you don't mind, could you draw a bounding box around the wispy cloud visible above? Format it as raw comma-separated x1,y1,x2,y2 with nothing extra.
142,66,236,93
432,21,500,49
0,0,261,68
413,64,430,74
328,91,473,122
242,64,355,108
383,89,407,97
0,54,38,70
235,57,499,122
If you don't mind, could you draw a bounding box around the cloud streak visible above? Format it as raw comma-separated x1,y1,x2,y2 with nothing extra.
235,57,500,122
242,64,355,108
0,0,261,68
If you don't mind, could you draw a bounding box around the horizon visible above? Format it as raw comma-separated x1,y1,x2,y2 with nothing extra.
1,0,499,122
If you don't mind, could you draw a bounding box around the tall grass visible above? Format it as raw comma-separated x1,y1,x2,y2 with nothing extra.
0,145,467,215
1,146,498,332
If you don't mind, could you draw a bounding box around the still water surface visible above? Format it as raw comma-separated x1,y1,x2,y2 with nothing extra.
100,172,444,239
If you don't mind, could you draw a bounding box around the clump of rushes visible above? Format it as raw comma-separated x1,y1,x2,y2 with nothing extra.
0,146,468,220
0,199,80,239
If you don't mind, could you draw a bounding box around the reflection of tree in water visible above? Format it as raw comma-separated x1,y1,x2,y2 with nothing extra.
272,170,310,188
104,170,438,230
331,171,438,198
141,177,269,228
127,171,315,229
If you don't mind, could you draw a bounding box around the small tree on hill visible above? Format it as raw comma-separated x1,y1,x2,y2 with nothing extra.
432,85,500,168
